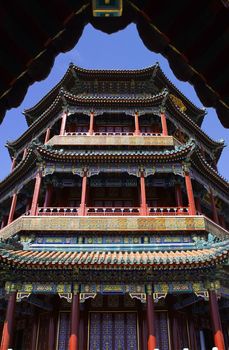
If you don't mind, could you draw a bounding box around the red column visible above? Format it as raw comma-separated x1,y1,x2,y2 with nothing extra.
0,292,16,350
184,171,196,215
134,112,140,135
23,148,28,159
30,172,42,215
48,315,55,350
45,127,51,144
160,112,168,136
69,293,80,350
7,193,18,225
210,189,219,225
175,184,183,207
140,172,147,215
209,290,225,350
146,286,156,350
80,172,87,216
60,111,67,136
43,184,53,207
88,111,94,135
11,157,16,172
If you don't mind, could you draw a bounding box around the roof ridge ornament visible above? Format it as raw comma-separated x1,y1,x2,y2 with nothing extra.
170,93,187,113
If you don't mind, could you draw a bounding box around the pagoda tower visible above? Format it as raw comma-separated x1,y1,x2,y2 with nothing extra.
0,63,228,350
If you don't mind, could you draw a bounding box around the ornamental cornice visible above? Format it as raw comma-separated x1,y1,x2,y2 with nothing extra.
0,215,228,241
41,163,184,179
2,281,224,301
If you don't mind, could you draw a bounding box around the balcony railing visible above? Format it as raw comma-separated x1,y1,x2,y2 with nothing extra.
27,206,190,217
141,132,162,136
93,131,134,136
148,207,189,215
65,131,88,136
86,207,141,216
37,207,80,216
64,131,162,137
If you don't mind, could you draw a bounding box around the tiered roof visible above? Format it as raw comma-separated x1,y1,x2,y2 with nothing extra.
0,238,228,270
23,64,205,123
0,60,228,294
1,140,229,205
7,80,224,160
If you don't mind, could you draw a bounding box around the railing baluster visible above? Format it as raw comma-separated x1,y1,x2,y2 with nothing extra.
35,206,189,217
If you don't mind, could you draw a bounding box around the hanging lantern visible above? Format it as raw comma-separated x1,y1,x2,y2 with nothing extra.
92,0,123,17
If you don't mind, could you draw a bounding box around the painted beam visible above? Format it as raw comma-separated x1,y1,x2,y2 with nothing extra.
47,135,177,147
0,215,228,240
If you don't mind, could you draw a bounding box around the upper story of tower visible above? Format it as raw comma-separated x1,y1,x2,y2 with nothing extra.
6,63,224,168
23,63,205,123
1,63,228,239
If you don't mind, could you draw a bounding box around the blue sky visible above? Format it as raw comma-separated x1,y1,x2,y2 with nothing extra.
0,24,228,180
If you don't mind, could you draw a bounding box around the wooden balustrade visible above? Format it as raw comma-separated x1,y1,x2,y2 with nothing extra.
141,132,162,136
65,131,88,136
64,131,162,137
37,207,80,216
29,206,190,217
148,206,189,216
93,131,134,136
86,207,141,216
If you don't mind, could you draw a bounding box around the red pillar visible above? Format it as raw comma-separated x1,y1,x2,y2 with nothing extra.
175,184,183,207
0,292,16,350
88,111,94,135
160,112,168,136
23,148,28,159
43,184,53,207
7,193,18,225
210,189,219,225
69,293,80,350
45,127,51,144
140,172,147,215
60,111,67,136
184,171,196,215
80,172,87,216
48,315,55,350
30,172,42,215
146,286,156,350
209,290,225,350
134,112,140,135
11,157,16,172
